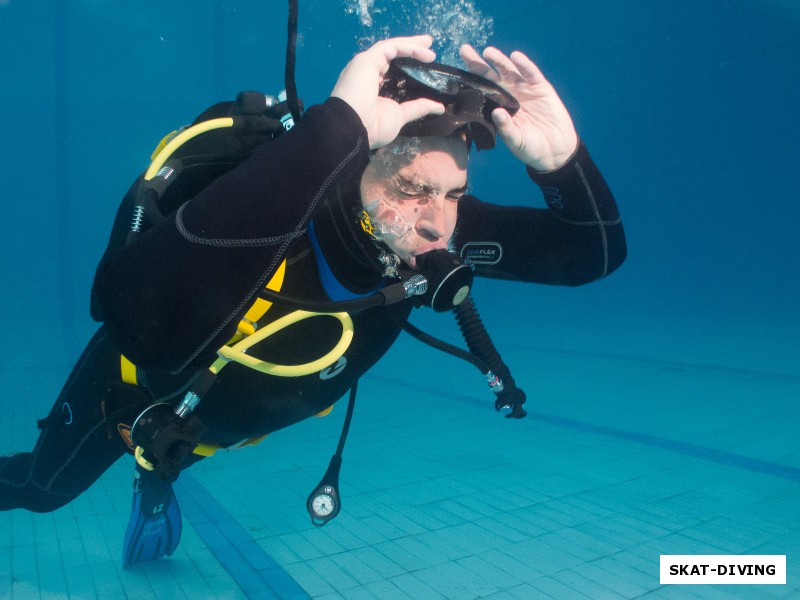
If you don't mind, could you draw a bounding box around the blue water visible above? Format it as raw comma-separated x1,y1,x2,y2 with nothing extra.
1,1,798,598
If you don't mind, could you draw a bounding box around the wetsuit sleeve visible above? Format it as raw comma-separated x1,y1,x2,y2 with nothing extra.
452,140,626,286
92,97,370,373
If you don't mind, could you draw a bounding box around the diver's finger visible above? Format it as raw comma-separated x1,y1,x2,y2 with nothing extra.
399,98,445,125
459,44,499,81
334,35,435,101
508,50,547,85
374,35,436,66
482,46,524,82
378,34,434,48
491,108,523,150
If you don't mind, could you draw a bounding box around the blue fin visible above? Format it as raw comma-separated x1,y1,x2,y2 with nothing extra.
122,464,182,567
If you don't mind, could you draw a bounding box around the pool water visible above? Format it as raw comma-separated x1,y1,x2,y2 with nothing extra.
1,1,798,598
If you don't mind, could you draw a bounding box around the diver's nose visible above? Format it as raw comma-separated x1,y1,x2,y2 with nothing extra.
415,195,447,240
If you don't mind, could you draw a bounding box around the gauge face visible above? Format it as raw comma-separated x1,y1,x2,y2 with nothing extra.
311,493,335,517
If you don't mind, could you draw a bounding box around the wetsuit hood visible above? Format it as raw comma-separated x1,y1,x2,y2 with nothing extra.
313,186,389,295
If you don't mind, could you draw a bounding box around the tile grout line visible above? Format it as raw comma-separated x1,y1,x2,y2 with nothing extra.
175,472,312,600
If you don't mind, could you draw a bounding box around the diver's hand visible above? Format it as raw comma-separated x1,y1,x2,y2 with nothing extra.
332,35,445,149
460,45,579,172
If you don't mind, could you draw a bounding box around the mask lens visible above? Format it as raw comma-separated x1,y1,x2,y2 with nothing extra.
391,58,520,115
398,64,464,97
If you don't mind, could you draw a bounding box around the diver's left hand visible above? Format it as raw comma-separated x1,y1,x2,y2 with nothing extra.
460,45,579,172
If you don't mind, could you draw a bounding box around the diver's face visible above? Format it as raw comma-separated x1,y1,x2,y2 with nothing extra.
359,136,469,269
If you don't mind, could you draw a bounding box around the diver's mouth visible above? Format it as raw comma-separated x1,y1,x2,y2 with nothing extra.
409,243,449,269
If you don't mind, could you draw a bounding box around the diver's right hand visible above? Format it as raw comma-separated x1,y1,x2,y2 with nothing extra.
331,35,445,149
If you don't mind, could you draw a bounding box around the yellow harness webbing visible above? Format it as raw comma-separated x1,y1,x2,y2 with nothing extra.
229,259,287,342
120,355,138,385
119,259,287,384
120,259,342,459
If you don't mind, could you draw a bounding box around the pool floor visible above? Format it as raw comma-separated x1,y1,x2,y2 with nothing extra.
1,316,798,599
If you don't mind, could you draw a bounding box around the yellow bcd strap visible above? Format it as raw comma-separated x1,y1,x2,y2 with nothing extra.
229,259,287,343
120,259,287,384
122,258,351,460
120,354,138,385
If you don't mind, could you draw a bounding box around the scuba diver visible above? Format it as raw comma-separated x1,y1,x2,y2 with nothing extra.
0,35,625,566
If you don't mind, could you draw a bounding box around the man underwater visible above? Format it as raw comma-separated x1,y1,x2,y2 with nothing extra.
0,36,625,566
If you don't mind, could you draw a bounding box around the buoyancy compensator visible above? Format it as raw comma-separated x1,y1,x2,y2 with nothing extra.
121,0,526,525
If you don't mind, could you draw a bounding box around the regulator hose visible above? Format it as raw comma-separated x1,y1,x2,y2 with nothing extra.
453,296,527,419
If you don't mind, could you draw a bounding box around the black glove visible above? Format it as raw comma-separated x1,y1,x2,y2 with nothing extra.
131,403,206,481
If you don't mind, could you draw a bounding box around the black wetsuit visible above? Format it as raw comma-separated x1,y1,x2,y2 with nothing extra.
0,98,625,512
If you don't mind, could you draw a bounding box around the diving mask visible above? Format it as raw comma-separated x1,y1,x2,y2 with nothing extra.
380,57,520,150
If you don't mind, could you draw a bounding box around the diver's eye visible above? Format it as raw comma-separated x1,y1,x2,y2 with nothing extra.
393,176,465,202
394,177,423,197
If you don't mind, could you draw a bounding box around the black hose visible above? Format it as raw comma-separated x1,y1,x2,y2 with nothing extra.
285,0,302,123
259,287,384,313
403,322,489,373
335,381,357,457
453,296,527,419
453,295,504,375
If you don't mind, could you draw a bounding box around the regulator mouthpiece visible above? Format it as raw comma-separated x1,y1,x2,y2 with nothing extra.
413,250,473,312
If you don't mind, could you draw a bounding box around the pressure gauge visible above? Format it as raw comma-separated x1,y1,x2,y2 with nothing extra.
307,484,340,525
311,491,335,517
